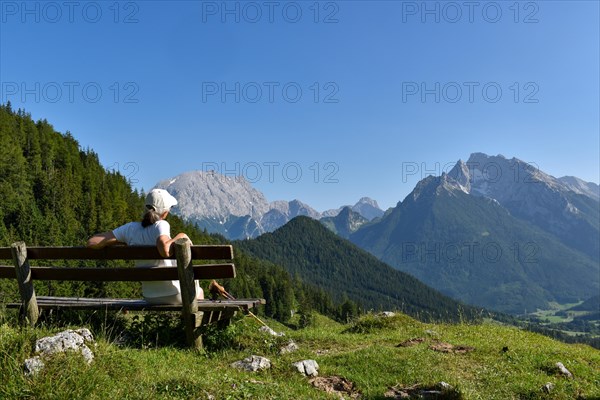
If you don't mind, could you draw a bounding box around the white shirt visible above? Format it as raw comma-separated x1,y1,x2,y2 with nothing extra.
112,220,180,298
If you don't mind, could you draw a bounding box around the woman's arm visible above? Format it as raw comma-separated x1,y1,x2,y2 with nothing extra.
87,232,120,249
156,233,192,258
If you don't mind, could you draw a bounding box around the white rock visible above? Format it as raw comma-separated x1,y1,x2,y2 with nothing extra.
380,311,395,317
231,355,271,372
542,382,555,393
258,325,284,337
555,362,573,378
34,329,95,364
23,356,45,376
292,359,319,377
22,329,95,376
74,328,95,343
279,340,299,354
80,346,95,364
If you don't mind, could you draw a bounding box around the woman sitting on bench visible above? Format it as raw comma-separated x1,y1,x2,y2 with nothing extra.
87,188,204,304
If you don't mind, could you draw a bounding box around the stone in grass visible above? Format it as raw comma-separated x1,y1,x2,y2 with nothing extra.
555,362,573,379
231,355,271,372
292,359,319,377
279,340,299,354
23,356,45,377
23,328,96,376
258,325,285,337
34,328,95,363
542,382,555,394
380,311,396,317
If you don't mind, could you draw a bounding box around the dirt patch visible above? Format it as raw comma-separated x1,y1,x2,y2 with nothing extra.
384,382,462,399
428,341,474,354
396,338,426,347
309,376,362,399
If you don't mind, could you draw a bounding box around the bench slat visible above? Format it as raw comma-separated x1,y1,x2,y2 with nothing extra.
6,296,265,311
0,245,233,260
0,264,236,281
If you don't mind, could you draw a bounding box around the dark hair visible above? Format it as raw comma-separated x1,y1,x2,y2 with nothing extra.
141,208,162,228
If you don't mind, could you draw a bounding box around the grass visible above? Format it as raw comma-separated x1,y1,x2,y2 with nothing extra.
1,310,599,400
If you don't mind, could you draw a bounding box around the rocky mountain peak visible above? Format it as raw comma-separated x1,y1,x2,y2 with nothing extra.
356,197,379,207
448,159,471,193
322,197,384,221
155,170,381,239
409,152,600,261
439,173,470,195
407,171,471,204
464,153,567,199
266,199,320,219
352,197,384,220
155,171,270,221
410,175,441,202
558,176,600,201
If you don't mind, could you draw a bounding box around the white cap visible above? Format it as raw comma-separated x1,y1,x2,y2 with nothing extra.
145,189,178,214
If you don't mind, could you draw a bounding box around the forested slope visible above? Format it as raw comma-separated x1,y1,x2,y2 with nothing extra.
237,216,487,322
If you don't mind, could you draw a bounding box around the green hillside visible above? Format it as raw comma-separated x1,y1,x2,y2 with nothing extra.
1,310,599,399
350,175,599,314
236,216,486,322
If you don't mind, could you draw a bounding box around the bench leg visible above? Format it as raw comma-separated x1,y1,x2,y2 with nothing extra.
200,309,237,327
11,242,39,326
217,310,236,329
189,311,204,349
174,239,202,350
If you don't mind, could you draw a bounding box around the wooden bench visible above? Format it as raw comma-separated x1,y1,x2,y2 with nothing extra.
0,240,264,349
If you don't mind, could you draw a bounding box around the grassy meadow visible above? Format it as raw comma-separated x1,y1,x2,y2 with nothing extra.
1,309,599,400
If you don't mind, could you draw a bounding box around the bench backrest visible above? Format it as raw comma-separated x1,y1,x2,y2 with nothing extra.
0,245,233,260
0,244,236,281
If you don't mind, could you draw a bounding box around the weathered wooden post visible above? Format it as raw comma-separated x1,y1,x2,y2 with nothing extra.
11,241,39,326
174,238,203,349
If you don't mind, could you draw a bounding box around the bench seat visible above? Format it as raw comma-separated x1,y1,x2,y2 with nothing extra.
6,296,265,312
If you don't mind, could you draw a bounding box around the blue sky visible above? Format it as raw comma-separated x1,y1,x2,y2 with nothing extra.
1,1,598,211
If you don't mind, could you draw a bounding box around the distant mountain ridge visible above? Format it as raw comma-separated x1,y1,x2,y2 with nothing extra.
322,197,385,220
350,153,600,314
155,171,382,239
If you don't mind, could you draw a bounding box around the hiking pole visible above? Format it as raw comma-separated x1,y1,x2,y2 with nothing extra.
208,280,269,327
